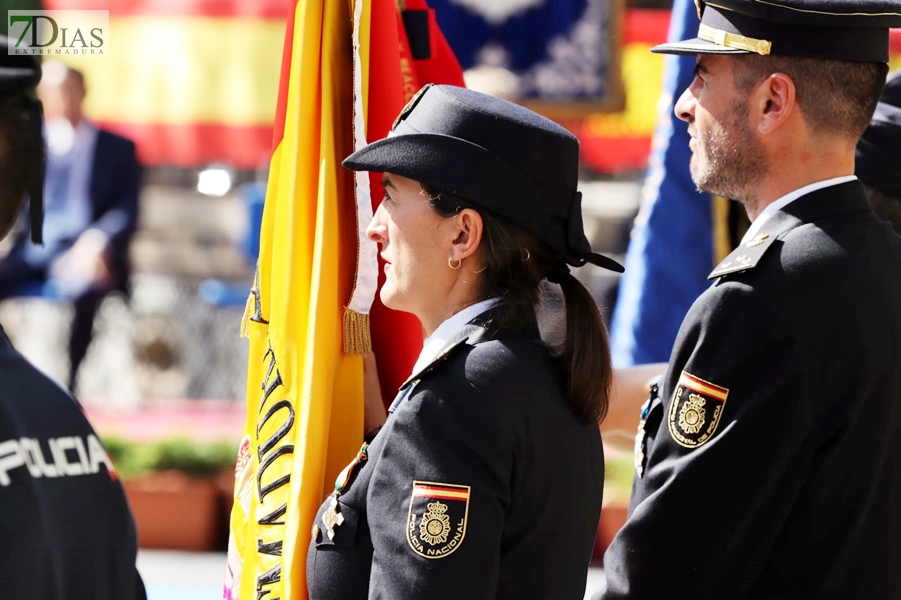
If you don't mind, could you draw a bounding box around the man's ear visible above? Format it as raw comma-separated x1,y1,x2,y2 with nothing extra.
754,72,796,136
449,208,484,262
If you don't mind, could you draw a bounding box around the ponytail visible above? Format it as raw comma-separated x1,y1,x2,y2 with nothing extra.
555,272,611,425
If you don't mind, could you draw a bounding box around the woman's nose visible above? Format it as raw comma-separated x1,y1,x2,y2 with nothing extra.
366,207,387,245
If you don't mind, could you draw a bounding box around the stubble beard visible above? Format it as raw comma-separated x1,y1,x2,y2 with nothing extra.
689,99,768,216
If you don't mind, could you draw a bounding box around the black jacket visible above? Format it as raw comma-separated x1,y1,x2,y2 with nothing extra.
308,311,604,600
599,181,901,599
0,326,145,598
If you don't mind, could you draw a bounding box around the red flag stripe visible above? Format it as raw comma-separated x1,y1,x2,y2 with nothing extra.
272,0,300,150
413,484,470,501
679,372,729,401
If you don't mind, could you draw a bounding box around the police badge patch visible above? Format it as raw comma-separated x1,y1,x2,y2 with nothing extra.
407,481,470,559
668,371,729,448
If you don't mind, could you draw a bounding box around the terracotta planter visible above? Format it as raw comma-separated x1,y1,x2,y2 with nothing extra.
593,501,629,561
124,470,221,551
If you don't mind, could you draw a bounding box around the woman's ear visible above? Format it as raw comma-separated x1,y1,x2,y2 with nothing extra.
450,208,483,262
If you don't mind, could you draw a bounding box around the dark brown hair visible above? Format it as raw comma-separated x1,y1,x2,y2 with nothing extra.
733,56,888,141
426,186,612,425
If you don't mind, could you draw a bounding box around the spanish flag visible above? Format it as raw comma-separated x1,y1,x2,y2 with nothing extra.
224,0,463,598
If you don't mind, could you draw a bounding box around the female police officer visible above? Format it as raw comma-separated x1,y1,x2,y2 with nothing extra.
306,84,623,600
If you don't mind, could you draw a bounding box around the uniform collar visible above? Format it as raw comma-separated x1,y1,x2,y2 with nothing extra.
740,175,858,245
399,304,541,389
709,180,871,279
410,298,498,377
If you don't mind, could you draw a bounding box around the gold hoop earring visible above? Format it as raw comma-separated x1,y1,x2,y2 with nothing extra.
520,248,531,262
448,257,462,270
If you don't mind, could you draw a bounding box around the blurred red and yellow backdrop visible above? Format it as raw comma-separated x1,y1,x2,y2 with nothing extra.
45,1,901,173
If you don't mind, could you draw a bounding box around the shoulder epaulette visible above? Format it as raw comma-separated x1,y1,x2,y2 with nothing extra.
707,233,778,280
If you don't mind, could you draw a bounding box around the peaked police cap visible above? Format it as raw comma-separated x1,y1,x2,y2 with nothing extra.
652,0,901,62
343,84,623,273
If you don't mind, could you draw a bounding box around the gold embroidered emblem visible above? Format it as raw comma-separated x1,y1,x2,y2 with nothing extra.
419,502,452,546
735,254,753,267
669,371,729,449
745,234,769,248
407,481,470,559
321,495,345,541
392,83,432,130
678,393,706,434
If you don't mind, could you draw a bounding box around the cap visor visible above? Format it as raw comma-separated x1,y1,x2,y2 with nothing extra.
651,37,751,56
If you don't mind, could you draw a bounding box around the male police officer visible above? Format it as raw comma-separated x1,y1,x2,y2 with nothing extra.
0,38,146,598
594,1,901,598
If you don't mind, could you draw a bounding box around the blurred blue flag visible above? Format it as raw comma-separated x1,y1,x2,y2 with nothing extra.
428,0,616,102
609,0,713,367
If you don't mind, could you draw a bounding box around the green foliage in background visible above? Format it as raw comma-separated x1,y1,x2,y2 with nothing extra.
0,0,43,16
103,436,238,480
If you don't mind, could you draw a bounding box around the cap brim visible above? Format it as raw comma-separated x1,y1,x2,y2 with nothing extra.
345,134,625,273
651,37,752,56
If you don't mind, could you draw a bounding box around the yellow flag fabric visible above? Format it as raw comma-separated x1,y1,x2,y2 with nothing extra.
224,0,369,597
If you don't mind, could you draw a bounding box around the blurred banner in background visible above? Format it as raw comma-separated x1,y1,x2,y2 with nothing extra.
608,0,706,367
43,0,287,170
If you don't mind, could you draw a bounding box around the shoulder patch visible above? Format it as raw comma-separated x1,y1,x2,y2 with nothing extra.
668,371,729,448
407,481,470,559
708,233,777,279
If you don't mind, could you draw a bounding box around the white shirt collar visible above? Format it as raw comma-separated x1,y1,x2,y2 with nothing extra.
410,298,499,377
740,175,857,245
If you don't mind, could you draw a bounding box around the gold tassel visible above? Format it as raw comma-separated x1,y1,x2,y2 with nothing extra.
343,308,372,355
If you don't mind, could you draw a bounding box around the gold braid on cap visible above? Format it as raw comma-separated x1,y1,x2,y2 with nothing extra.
698,23,772,55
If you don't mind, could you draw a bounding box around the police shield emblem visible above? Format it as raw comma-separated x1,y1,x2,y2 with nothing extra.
668,371,729,448
407,481,470,559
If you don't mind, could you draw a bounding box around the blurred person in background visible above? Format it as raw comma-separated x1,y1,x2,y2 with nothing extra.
594,0,901,597
0,37,145,599
0,60,141,394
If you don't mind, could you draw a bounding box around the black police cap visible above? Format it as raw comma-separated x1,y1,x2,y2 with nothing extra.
343,84,623,273
0,35,43,244
857,102,901,200
652,0,901,62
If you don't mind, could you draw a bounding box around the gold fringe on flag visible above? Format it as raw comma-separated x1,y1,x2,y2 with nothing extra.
343,307,372,354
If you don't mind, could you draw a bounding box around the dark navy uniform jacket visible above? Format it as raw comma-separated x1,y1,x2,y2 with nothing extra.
307,311,604,600
0,327,145,599
598,181,901,599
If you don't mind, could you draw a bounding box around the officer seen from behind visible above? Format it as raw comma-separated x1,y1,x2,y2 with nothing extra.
0,38,146,598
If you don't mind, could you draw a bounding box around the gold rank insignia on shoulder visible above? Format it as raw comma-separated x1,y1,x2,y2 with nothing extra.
707,232,777,280
668,371,729,449
407,481,470,559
